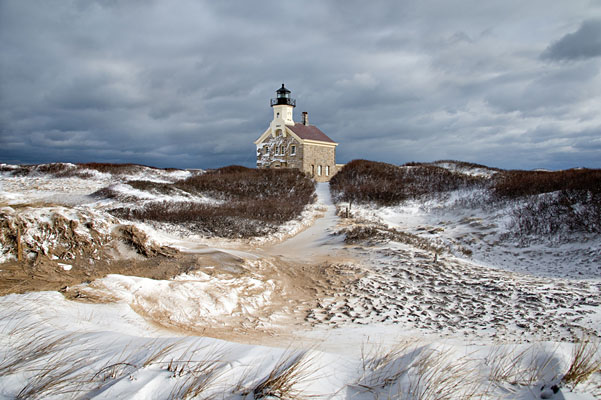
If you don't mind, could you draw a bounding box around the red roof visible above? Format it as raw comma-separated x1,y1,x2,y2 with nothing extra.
287,123,336,143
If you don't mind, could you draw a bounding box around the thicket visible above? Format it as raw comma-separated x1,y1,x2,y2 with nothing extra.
493,169,601,236
330,159,486,206
493,169,601,199
0,162,181,178
331,160,601,237
111,167,316,238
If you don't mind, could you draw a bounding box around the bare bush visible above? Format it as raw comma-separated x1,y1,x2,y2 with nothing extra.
110,167,316,238
493,168,601,199
340,225,444,254
493,169,601,236
508,191,601,237
126,180,179,195
330,159,486,206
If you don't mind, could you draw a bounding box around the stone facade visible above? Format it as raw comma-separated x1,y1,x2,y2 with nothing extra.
256,133,303,170
302,143,337,182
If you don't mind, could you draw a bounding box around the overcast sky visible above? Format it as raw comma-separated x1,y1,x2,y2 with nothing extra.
1,0,601,170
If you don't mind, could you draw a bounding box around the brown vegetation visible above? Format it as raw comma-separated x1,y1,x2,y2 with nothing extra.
494,169,601,236
0,162,186,178
330,159,601,238
493,168,601,199
330,159,486,206
110,167,316,238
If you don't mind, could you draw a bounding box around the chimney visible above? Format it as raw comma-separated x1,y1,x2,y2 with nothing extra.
302,111,309,125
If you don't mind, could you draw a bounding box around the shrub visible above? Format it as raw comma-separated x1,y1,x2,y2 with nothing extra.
494,169,601,236
126,180,178,196
111,168,316,238
493,168,601,199
330,159,486,206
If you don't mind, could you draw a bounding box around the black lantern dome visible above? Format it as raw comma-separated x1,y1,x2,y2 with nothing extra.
271,83,296,107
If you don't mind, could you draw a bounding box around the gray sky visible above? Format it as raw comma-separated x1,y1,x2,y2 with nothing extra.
1,0,601,170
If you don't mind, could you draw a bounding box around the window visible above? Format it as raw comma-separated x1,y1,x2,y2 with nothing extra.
326,166,330,176
277,112,280,118
291,145,296,155
318,165,322,176
280,145,285,154
311,165,315,176
264,146,268,154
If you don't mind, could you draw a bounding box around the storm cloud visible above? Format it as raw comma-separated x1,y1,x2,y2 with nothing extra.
1,0,600,170
542,19,601,61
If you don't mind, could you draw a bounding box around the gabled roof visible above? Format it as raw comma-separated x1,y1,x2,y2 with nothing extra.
287,124,336,143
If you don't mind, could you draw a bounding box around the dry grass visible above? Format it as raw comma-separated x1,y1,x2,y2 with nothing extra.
0,327,76,376
562,337,601,388
250,350,319,400
357,339,420,389
403,348,484,400
142,340,182,367
355,341,485,400
15,353,91,400
340,224,444,254
485,344,562,389
168,359,226,400
485,338,601,395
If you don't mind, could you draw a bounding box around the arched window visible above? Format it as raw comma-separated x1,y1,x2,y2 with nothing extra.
318,165,322,176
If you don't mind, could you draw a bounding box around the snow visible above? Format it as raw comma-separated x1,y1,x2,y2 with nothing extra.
1,165,600,399
348,189,601,280
72,264,276,329
58,263,72,271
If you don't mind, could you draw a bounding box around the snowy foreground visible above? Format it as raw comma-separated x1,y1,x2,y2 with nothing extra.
1,163,600,399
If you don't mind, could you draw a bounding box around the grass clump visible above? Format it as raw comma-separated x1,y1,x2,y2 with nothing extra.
562,337,601,388
251,351,318,400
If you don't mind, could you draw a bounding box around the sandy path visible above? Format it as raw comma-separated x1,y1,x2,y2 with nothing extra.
265,182,346,261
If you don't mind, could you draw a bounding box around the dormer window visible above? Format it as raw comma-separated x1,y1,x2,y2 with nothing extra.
291,145,296,155
280,145,285,154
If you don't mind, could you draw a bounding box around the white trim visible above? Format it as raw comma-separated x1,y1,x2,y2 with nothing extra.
302,139,338,147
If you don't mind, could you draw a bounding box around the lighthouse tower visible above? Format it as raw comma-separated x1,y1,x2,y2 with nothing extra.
270,84,296,133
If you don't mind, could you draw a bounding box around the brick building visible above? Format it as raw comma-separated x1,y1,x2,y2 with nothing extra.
255,84,339,182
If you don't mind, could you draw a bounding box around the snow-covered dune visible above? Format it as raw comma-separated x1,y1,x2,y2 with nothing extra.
1,162,600,399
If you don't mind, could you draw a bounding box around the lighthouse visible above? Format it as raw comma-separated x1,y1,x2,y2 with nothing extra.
255,84,339,182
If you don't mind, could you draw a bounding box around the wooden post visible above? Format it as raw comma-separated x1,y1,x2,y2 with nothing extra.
17,227,23,262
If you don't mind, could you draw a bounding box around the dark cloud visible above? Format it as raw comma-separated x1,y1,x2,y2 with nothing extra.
542,19,601,61
1,0,601,170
